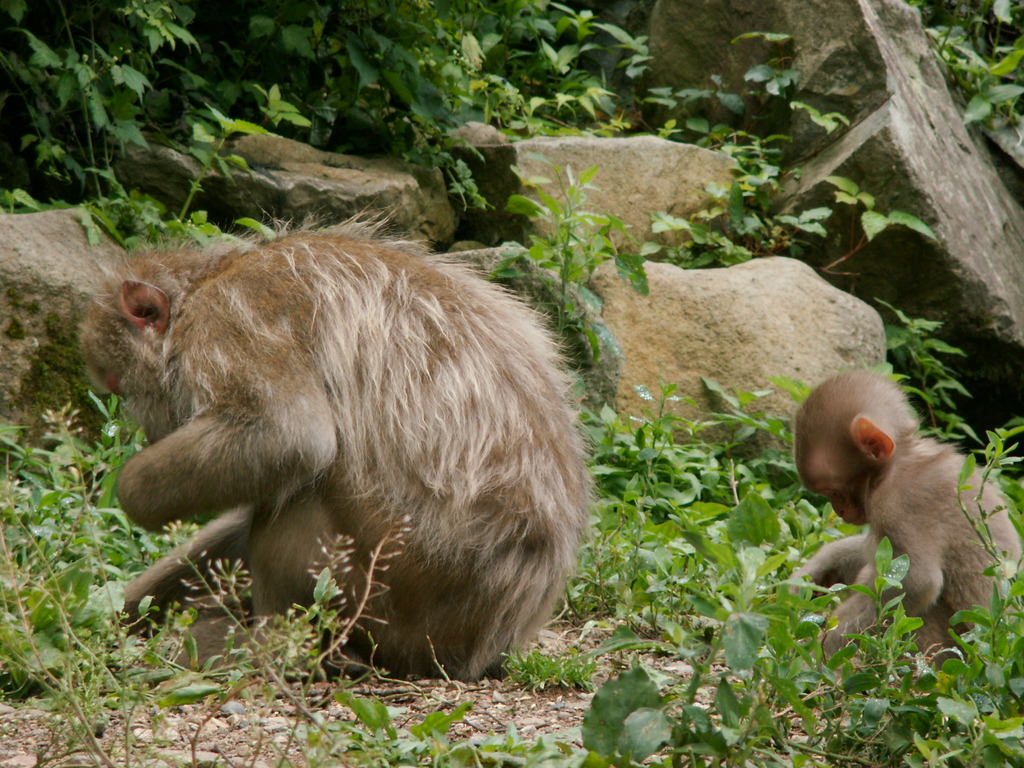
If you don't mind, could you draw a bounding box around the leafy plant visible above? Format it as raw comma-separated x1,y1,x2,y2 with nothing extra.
642,32,799,137
881,300,974,441
647,178,831,268
503,158,646,360
175,108,269,221
821,175,937,275
0,0,195,191
504,647,597,692
913,0,1024,129
0,0,652,214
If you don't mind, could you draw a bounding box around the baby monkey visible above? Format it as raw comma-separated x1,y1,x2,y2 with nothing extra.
792,370,1020,658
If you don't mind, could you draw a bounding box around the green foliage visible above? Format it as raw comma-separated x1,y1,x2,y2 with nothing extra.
643,32,799,135
647,178,831,268
582,666,671,764
913,0,1024,129
573,378,1024,767
819,175,937,275
571,382,803,632
504,647,597,692
503,158,646,360
0,0,179,191
0,400,145,697
455,0,638,133
882,300,975,441
649,166,937,273
175,107,269,220
3,359,1024,766
0,0,651,209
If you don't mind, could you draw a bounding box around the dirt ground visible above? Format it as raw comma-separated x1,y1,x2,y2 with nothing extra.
0,625,692,767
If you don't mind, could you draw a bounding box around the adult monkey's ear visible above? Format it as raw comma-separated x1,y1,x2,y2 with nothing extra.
120,280,170,335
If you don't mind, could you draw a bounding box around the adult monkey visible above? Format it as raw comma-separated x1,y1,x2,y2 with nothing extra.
792,370,1020,658
81,221,591,680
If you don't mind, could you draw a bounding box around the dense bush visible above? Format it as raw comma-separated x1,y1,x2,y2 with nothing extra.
0,0,649,205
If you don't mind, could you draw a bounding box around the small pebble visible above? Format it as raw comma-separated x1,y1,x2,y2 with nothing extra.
220,701,246,717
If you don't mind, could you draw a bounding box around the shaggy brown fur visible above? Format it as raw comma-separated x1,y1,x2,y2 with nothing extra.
81,221,591,680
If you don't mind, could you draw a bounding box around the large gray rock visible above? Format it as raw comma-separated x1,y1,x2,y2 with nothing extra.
643,0,889,160
0,210,124,435
454,129,735,248
777,0,1024,392
590,256,885,424
645,0,1024,405
116,135,456,244
985,123,1024,208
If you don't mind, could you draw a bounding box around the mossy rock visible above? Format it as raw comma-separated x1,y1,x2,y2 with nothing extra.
0,209,124,442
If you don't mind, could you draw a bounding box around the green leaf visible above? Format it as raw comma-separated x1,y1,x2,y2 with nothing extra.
795,222,827,236
952,608,991,626
410,701,472,738
964,94,992,125
614,252,649,294
887,210,936,240
799,206,833,221
336,691,393,733
702,377,739,409
993,0,1012,21
732,31,792,42
109,120,148,148
717,92,745,115
579,164,601,186
594,626,666,655
861,210,889,242
826,175,859,196
714,680,741,727
958,452,977,487
346,37,379,91
158,681,221,707
583,667,663,759
938,697,978,725
873,537,893,569
235,217,277,240
723,612,768,670
991,48,1024,76
281,24,315,59
727,492,781,546
744,64,775,83
249,15,276,38
312,567,339,602
506,194,543,216
21,30,61,68
843,672,880,693
117,64,151,98
727,181,745,234
55,72,76,108
985,84,1024,104
619,708,673,762
226,119,270,137
686,117,709,134
862,697,890,727
2,0,27,22
162,21,198,49
880,554,910,585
